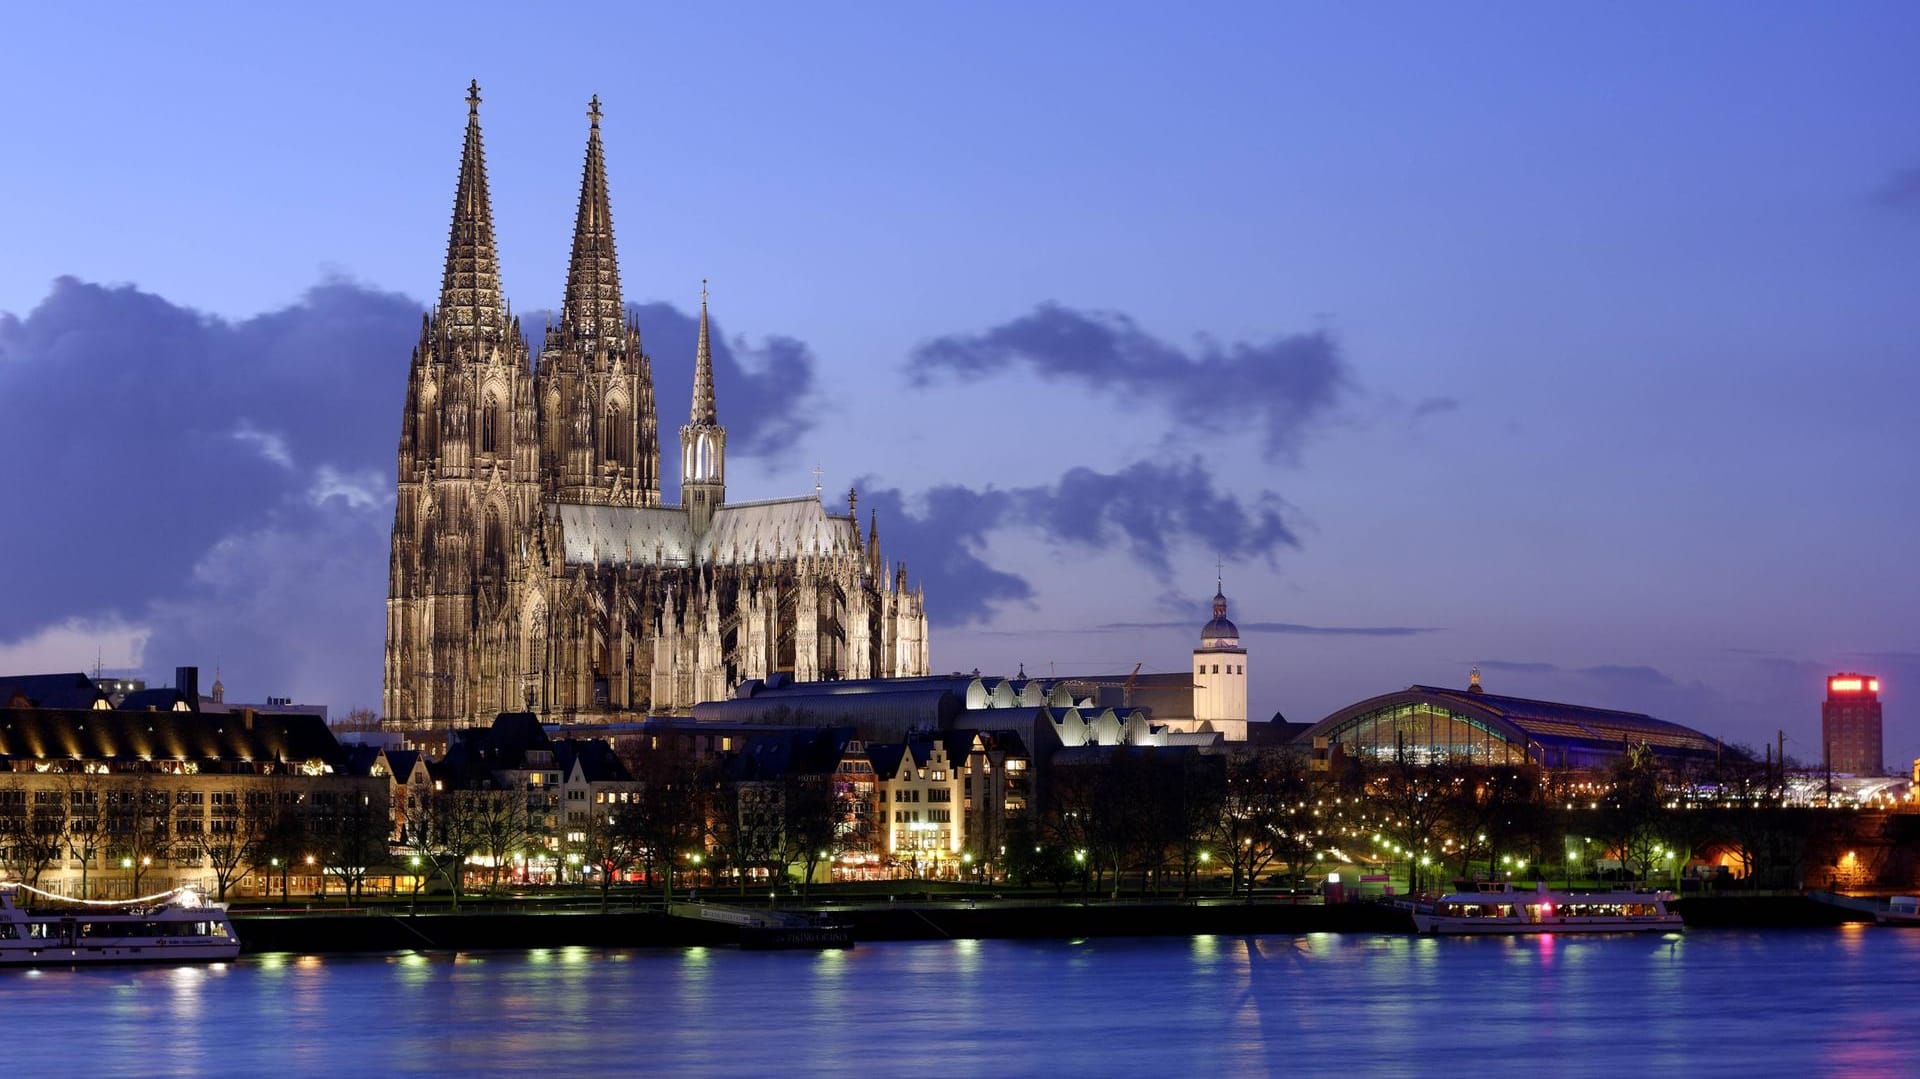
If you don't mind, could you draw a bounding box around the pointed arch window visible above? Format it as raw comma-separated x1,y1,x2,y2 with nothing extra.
481,391,504,455
483,510,506,577
605,401,627,466
419,392,440,459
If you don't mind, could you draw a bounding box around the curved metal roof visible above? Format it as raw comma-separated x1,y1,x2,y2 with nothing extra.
1305,684,1723,761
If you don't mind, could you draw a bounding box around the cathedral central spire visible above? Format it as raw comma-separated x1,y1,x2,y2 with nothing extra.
438,79,506,336
691,279,717,425
562,93,624,349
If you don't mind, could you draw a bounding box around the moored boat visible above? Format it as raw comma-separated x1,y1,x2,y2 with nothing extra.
1875,896,1920,926
1408,882,1682,935
0,882,240,965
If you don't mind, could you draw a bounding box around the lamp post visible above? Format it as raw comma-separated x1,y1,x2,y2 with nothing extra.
1566,837,1578,889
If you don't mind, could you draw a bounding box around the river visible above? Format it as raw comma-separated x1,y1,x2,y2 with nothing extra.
10,928,1917,1076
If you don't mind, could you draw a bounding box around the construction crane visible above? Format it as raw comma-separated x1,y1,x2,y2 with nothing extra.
1058,662,1144,709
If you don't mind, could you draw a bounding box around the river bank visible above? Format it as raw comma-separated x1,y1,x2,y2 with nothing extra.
229,891,1870,953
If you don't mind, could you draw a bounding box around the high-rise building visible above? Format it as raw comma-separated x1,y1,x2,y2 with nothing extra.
384,85,930,728
1823,673,1883,776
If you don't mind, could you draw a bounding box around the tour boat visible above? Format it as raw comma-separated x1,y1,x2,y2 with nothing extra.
1409,883,1682,935
0,883,241,965
1874,896,1920,926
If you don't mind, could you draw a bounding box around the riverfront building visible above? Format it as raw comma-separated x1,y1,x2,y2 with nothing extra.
1824,673,1884,776
0,706,386,899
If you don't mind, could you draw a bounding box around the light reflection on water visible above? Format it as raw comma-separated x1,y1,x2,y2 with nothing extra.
9,932,1920,1077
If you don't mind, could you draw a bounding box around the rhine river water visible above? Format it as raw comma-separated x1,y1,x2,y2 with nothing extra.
7,928,1917,1076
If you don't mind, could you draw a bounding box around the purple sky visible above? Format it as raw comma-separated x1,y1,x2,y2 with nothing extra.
2,4,1916,763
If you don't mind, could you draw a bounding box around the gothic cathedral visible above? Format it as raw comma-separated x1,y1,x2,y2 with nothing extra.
384,85,930,727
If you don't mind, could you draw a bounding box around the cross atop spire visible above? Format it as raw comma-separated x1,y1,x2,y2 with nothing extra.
438,80,505,336
562,95,624,350
690,282,718,426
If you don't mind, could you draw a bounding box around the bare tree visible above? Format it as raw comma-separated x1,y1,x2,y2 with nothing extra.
781,774,851,901
315,786,390,901
189,788,263,901
0,779,65,889
474,790,533,893
405,787,485,910
1216,749,1313,902
570,799,647,912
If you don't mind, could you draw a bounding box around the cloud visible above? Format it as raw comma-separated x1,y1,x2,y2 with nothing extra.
1410,396,1460,423
0,276,417,643
906,303,1350,461
860,458,1295,625
1104,620,1441,637
1870,167,1920,210
1473,659,1561,673
0,277,827,710
308,466,390,510
523,301,819,486
231,421,294,469
0,616,150,678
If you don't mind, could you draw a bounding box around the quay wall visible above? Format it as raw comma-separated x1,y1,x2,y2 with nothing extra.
231,894,1862,954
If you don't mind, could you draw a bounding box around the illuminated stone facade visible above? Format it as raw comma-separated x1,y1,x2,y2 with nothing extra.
384,86,929,729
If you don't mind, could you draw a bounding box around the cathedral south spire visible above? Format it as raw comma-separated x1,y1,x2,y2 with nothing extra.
562,94,625,350
681,281,727,533
538,94,660,508
438,79,507,338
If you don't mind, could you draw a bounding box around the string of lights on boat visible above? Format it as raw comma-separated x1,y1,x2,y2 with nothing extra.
0,881,207,908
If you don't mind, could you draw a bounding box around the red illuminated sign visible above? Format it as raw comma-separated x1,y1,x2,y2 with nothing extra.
1831,677,1863,693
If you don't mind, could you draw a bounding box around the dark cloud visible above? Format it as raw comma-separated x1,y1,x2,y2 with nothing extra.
523,302,819,490
1472,659,1560,673
0,276,415,641
1107,621,1441,637
0,278,819,708
906,303,1349,461
855,484,1033,627
1411,396,1460,422
1870,167,1920,210
860,458,1294,626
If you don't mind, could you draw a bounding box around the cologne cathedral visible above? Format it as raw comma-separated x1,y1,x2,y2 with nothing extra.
384,85,930,727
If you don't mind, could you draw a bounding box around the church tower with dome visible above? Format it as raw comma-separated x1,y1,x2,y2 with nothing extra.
1192,578,1248,741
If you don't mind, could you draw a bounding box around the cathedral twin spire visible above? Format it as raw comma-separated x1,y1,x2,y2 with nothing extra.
437,80,508,338
432,83,719,509
562,94,627,353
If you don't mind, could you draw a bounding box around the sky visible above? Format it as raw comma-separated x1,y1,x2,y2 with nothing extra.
1,3,1916,764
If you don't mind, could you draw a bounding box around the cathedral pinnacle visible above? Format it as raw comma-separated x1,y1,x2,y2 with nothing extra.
438,80,505,335
691,281,717,426
562,95,624,348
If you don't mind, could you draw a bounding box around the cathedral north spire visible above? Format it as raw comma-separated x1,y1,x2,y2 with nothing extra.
437,79,506,336
562,93,625,350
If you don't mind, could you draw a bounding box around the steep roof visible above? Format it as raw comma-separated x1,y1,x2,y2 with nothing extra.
559,497,860,567
0,708,347,770
554,739,634,783
0,673,108,710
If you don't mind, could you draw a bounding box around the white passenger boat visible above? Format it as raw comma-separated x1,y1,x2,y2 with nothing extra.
0,883,240,965
1409,883,1682,935
1875,896,1920,926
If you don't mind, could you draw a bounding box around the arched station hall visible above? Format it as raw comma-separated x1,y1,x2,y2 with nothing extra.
1301,675,1724,772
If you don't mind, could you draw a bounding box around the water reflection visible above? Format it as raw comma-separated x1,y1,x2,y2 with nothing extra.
10,933,1920,1076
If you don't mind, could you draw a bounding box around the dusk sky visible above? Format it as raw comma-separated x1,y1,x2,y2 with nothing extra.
2,4,1915,763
